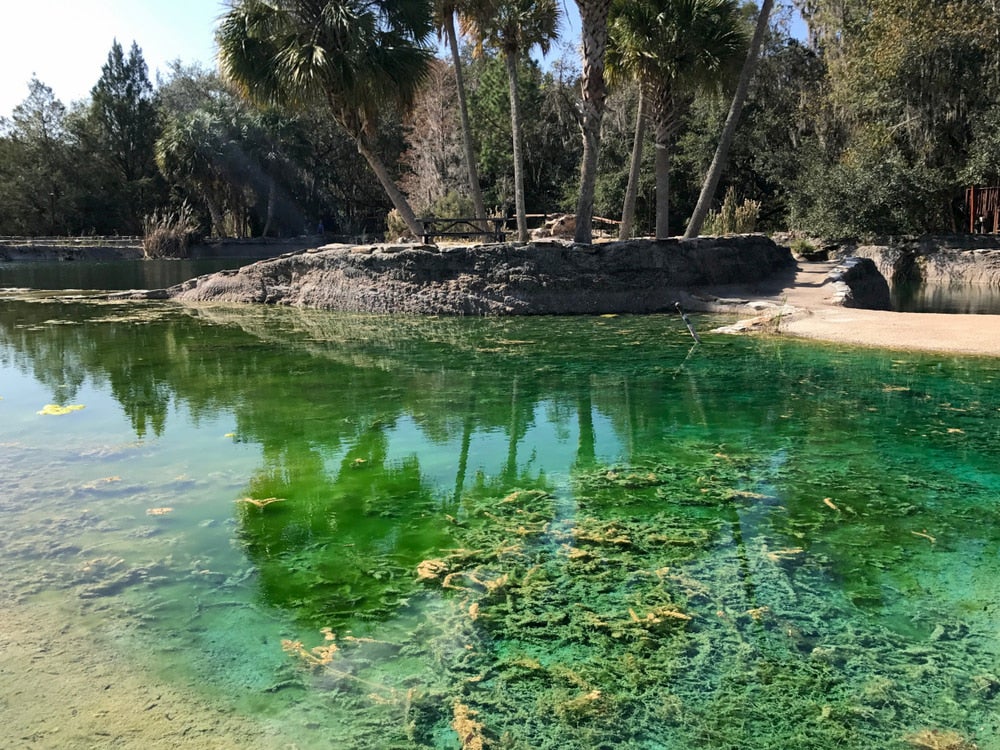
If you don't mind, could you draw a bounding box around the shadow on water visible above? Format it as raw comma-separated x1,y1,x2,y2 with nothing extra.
0,258,255,291
1,298,999,748
893,280,1000,314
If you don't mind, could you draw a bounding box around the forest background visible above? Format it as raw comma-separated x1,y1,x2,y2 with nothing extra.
1,0,998,242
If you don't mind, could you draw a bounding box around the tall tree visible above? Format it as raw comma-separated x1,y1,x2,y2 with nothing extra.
684,0,774,238
466,0,560,241
608,0,746,239
91,40,161,231
399,60,467,212
572,0,611,244
435,0,489,223
155,109,232,236
0,78,74,234
217,0,435,239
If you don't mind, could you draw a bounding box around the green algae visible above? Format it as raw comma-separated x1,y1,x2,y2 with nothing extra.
262,463,996,749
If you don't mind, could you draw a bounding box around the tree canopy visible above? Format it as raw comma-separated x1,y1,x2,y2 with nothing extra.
1,1,998,240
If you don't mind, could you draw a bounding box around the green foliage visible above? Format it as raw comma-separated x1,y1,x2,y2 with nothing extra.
961,104,1000,186
468,54,580,216
701,185,760,234
607,0,748,238
795,0,999,235
426,189,476,218
89,40,165,233
790,138,952,237
788,237,820,258
3,0,1000,239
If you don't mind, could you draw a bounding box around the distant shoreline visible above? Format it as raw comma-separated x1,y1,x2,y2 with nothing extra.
0,237,326,263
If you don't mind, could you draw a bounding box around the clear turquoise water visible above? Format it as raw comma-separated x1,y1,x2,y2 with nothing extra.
1,288,999,748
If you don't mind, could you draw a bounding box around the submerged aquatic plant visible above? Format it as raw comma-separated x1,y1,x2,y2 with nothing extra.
904,728,978,750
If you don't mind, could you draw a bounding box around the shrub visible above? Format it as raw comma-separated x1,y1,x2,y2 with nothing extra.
142,202,198,258
385,209,412,241
426,190,476,219
702,187,761,235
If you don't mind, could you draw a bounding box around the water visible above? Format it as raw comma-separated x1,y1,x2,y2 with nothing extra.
893,281,1000,314
1,283,999,748
0,258,253,291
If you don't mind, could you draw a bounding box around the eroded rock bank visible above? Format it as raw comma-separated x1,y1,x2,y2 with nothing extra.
827,235,1000,288
161,236,795,315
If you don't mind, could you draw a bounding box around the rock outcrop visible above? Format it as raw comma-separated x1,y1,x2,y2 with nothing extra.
161,236,795,315
826,257,893,310
834,235,1000,288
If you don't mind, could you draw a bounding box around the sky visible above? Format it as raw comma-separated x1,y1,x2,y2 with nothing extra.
1,1,803,121
1,0,225,118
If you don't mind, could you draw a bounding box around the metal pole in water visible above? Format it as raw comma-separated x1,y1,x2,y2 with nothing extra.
675,302,701,344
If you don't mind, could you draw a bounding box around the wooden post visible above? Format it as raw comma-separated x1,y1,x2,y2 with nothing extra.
969,186,975,233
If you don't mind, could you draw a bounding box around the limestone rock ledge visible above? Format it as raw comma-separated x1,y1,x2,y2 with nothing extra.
826,257,892,310
155,236,794,315
838,235,1000,288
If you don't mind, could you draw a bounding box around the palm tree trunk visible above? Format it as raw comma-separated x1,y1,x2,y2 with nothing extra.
444,12,488,226
654,117,671,240
683,0,774,239
573,0,611,245
355,136,425,240
261,176,276,237
205,190,225,238
505,48,528,243
619,87,647,240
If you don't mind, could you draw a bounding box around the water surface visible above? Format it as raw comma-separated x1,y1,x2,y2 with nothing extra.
893,280,1000,314
0,258,252,291
1,292,998,749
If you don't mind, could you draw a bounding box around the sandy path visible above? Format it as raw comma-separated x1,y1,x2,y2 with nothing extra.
705,261,1000,357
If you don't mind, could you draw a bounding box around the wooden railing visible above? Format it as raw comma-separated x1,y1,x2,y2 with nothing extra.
0,236,142,247
418,218,506,244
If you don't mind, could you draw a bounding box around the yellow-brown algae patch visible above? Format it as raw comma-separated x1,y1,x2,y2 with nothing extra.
451,701,486,750
903,728,977,749
37,404,85,416
416,558,448,580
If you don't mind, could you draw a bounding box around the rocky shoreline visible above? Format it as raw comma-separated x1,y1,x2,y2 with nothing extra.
824,234,1000,289
136,236,796,315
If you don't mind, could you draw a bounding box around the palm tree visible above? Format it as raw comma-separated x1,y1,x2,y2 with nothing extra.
465,0,560,242
216,0,434,239
607,0,746,240
605,27,649,241
683,0,774,239
435,0,489,224
572,0,611,245
155,110,230,236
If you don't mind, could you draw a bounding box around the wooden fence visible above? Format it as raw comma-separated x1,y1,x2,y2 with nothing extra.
967,186,1000,233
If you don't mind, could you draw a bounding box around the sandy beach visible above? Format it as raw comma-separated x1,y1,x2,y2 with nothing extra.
708,261,1000,357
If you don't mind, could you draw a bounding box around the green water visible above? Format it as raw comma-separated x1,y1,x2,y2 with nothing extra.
1,292,999,749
